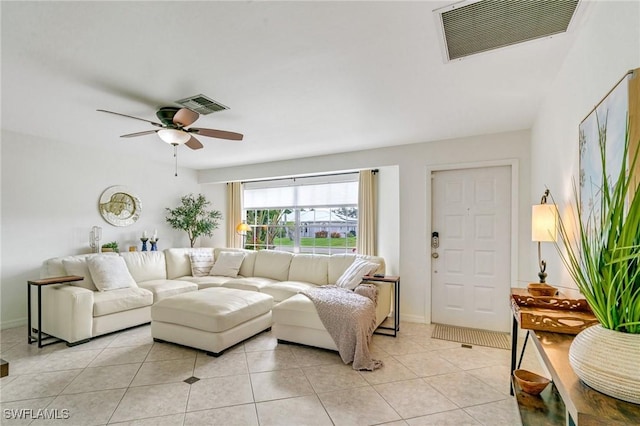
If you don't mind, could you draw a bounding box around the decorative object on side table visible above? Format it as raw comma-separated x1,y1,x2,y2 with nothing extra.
150,239,158,251
531,189,558,283
165,194,222,247
89,226,102,253
513,369,551,395
510,288,597,335
527,283,557,297
101,241,119,253
552,68,640,405
141,231,149,251
99,185,141,227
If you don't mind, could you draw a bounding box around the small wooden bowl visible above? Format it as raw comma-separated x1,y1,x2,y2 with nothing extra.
513,369,550,395
527,283,558,297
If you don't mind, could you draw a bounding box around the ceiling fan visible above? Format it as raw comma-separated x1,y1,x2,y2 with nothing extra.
98,99,243,176
97,105,243,149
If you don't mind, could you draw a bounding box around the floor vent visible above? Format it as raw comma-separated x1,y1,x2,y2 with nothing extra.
435,0,580,61
175,94,229,115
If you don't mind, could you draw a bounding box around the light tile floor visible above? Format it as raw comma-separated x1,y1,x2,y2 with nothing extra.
0,322,542,425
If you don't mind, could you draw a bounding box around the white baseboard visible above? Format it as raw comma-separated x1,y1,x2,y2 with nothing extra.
1,317,27,330
400,313,426,323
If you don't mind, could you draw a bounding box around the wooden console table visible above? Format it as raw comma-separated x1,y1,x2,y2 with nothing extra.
511,294,640,425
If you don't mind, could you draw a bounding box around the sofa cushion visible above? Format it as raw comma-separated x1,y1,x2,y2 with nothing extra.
151,287,273,333
215,248,257,277
120,251,167,282
288,255,329,285
41,252,118,279
62,258,98,291
189,250,215,277
136,279,198,303
222,277,277,292
164,248,215,279
253,250,293,281
88,256,138,291
272,294,326,330
328,254,385,284
261,281,317,303
93,287,153,317
209,251,245,278
336,258,380,290
178,275,230,289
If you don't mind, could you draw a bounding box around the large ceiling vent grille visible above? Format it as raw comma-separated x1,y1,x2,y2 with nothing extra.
175,94,229,115
436,0,580,61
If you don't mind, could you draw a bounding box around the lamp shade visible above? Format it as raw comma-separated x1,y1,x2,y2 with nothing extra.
236,223,251,233
157,129,191,145
532,204,558,242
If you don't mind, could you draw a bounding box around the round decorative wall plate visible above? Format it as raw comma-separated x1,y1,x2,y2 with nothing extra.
99,186,141,227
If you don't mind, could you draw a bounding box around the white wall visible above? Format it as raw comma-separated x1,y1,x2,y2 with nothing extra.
200,182,228,248
198,129,531,323
531,0,640,291
1,130,201,328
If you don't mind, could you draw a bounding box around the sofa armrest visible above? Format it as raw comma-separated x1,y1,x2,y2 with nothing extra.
36,285,94,344
366,281,393,326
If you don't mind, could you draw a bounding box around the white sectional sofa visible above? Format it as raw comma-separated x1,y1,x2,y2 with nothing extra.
37,248,390,350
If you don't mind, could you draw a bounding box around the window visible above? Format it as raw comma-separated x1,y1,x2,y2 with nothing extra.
243,174,358,254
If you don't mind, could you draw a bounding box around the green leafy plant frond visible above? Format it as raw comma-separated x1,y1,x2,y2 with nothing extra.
553,117,640,333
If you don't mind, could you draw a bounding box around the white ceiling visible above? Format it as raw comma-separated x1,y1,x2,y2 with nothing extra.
1,1,584,170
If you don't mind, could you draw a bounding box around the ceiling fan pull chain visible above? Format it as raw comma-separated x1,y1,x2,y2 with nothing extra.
173,144,178,177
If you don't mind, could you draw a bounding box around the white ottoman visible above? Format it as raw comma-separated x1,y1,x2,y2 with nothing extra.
151,287,273,356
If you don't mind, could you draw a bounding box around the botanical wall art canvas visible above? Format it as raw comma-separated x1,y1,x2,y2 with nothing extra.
579,69,639,225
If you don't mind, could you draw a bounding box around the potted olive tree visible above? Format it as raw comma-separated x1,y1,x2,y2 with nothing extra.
553,123,640,404
165,194,222,247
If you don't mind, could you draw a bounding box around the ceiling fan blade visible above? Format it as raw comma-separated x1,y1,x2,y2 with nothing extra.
120,130,159,138
188,127,244,141
185,136,204,150
97,109,163,127
173,108,199,127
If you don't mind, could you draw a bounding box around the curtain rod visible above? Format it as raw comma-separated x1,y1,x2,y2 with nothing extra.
239,169,378,185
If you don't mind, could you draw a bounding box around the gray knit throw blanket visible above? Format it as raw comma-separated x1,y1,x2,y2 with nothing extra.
301,284,383,371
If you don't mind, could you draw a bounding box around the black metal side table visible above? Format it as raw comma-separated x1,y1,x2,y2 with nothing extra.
27,275,83,347
363,275,400,337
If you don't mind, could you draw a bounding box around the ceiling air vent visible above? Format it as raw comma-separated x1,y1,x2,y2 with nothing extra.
435,0,580,61
175,94,229,115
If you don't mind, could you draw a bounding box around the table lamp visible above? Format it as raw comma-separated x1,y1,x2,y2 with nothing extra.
531,189,558,283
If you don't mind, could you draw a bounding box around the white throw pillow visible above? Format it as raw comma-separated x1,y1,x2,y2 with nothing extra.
209,252,246,278
62,258,98,291
87,255,137,291
190,250,215,277
336,259,379,290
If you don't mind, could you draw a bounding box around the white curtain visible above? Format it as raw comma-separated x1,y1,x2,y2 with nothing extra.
357,169,377,255
226,182,243,248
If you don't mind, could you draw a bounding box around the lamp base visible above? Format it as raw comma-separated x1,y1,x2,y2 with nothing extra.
538,270,547,283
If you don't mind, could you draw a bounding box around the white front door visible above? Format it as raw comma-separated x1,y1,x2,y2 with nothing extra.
431,166,511,332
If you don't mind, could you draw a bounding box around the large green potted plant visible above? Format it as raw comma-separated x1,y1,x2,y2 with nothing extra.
165,194,223,247
553,123,640,404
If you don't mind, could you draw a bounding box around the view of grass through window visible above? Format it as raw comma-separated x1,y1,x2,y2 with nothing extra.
243,207,358,254
242,174,359,254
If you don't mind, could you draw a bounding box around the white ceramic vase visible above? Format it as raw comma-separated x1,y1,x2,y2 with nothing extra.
569,324,640,404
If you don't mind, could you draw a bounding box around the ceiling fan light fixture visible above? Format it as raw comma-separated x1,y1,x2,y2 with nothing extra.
158,128,190,145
